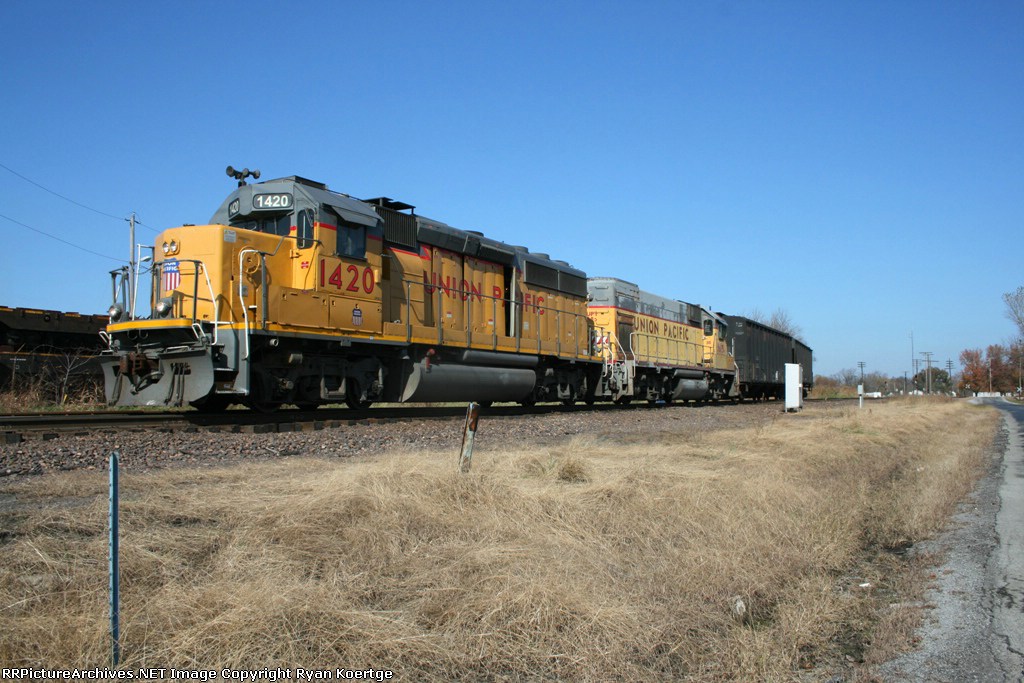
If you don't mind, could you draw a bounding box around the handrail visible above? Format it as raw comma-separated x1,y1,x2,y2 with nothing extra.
238,248,263,362
151,259,228,347
628,331,705,368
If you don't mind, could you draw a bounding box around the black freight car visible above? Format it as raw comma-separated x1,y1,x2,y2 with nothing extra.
721,315,813,400
0,306,107,388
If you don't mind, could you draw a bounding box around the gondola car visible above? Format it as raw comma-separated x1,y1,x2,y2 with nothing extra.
720,315,813,400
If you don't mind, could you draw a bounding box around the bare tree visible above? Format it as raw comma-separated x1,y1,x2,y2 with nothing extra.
834,368,859,386
42,349,96,406
1004,286,1024,341
747,307,804,340
767,309,803,340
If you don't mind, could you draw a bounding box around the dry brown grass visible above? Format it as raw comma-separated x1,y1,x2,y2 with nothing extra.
0,376,105,413
0,398,998,680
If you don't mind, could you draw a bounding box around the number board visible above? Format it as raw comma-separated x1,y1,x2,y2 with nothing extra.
252,193,293,211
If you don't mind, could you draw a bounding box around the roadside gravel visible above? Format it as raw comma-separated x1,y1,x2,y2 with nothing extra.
0,401,832,478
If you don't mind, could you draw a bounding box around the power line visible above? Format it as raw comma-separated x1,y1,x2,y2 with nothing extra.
0,161,158,232
0,212,127,263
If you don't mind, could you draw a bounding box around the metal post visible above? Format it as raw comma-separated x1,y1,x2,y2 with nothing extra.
127,213,136,319
459,402,481,473
108,451,121,667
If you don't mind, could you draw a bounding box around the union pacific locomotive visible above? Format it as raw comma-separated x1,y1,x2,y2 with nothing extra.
101,173,810,411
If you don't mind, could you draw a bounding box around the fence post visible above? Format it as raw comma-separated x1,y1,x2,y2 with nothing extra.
459,403,481,473
109,450,121,667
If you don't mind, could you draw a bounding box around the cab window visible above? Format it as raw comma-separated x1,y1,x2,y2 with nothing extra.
337,220,366,259
230,213,291,236
296,209,314,249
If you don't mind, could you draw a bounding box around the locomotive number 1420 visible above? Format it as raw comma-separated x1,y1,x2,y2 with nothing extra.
320,260,375,294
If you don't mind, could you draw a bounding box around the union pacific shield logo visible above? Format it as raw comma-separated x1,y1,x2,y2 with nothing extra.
162,259,181,292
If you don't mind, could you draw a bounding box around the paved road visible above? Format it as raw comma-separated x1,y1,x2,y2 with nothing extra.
880,398,1024,681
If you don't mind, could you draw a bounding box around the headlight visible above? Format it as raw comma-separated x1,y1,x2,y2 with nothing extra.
155,297,174,317
162,241,170,255
108,304,124,322
169,240,178,254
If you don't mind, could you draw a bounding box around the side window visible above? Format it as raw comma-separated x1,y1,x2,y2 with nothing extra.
703,319,713,336
337,220,367,259
297,209,314,249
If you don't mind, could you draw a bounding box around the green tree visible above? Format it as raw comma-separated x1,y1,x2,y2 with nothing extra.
912,368,951,394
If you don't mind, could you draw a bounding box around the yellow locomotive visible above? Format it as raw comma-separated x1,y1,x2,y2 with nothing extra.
103,175,598,410
587,278,737,404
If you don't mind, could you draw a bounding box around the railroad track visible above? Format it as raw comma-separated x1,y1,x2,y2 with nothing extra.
0,397,863,443
0,403,632,441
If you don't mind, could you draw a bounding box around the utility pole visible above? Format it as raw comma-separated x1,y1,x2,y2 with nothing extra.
910,331,914,383
946,359,954,395
920,352,933,394
126,212,136,319
989,359,993,394
857,361,865,385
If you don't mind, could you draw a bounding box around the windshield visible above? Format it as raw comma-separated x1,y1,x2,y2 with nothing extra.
229,212,292,236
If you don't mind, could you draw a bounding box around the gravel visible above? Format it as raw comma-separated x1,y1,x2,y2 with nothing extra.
0,401,816,478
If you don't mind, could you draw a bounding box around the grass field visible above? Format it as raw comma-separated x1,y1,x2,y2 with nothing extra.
0,399,999,680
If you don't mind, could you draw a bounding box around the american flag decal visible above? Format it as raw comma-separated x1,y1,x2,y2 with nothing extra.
162,259,181,292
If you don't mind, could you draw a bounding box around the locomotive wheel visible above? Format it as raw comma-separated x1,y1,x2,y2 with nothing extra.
614,396,632,405
295,402,319,411
345,380,373,410
561,398,575,407
246,373,282,413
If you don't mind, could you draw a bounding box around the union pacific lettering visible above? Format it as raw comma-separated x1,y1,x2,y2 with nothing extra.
635,314,694,340
423,273,495,303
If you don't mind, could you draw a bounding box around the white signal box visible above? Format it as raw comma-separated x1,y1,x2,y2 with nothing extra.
785,363,804,412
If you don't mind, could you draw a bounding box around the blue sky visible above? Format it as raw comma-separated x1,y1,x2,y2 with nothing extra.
1,0,1021,377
